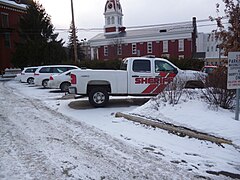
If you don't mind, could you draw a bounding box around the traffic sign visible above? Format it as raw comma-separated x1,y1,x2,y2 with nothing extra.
227,52,240,89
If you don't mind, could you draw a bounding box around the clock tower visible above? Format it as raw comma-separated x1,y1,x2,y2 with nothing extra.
104,0,125,36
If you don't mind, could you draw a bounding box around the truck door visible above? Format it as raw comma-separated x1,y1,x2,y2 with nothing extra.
128,59,155,94
153,60,178,94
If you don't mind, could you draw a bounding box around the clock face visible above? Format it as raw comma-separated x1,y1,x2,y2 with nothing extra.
108,3,112,9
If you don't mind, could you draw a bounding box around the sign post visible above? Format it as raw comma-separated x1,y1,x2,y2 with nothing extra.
227,52,240,120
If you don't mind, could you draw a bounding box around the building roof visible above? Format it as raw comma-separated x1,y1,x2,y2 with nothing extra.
89,23,194,46
0,0,28,10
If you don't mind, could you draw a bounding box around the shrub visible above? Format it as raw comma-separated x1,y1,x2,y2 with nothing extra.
202,66,236,109
169,58,204,71
77,60,122,70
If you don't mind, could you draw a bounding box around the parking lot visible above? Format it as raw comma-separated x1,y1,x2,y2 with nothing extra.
1,80,240,179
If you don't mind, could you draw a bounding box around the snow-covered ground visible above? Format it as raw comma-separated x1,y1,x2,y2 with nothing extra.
1,79,240,179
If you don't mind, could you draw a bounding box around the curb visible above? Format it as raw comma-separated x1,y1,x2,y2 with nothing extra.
115,112,232,145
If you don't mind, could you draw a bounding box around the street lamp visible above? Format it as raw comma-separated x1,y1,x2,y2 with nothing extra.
70,0,78,63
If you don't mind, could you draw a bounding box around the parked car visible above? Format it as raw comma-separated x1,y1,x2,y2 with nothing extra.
20,66,38,84
47,69,80,92
201,65,217,74
34,65,79,88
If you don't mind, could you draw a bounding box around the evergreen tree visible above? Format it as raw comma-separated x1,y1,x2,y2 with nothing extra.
12,1,67,68
67,22,85,62
210,0,240,55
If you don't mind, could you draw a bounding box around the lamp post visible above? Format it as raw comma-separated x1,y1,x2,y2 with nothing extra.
71,0,78,63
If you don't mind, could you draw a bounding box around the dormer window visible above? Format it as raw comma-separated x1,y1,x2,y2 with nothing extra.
108,3,112,9
117,2,121,10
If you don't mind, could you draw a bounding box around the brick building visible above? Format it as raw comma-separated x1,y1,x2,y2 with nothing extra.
89,0,198,61
0,0,29,74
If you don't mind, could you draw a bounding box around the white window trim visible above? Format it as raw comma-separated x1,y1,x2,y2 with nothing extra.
178,39,184,52
147,42,152,53
117,44,122,55
178,55,184,60
104,46,108,56
132,43,137,55
163,41,168,53
1,12,9,28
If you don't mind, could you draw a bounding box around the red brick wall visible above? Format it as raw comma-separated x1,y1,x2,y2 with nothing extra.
0,5,25,72
97,39,193,61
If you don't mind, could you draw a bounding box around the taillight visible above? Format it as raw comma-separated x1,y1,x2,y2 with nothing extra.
71,74,77,84
34,73,39,76
49,76,54,80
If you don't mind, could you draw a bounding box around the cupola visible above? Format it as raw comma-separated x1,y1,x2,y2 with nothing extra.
104,0,125,36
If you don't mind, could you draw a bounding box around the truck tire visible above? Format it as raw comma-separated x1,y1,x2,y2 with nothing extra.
89,88,109,107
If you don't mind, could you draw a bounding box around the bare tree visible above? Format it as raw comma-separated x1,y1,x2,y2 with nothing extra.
111,38,123,59
210,0,240,56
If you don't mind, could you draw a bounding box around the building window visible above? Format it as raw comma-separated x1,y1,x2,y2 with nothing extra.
1,13,9,28
207,46,209,52
104,46,108,56
4,33,11,48
147,42,152,53
162,54,170,59
178,55,184,60
163,41,168,53
211,46,214,52
107,17,110,25
207,35,210,42
132,43,137,55
117,44,122,55
111,16,115,24
215,45,219,52
178,39,184,52
118,17,122,25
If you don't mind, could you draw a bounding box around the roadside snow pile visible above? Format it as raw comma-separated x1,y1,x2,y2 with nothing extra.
131,89,240,146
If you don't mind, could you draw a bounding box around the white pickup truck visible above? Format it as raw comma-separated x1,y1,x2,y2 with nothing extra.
69,57,205,107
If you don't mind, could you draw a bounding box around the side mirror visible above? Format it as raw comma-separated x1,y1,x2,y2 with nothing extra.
173,68,178,74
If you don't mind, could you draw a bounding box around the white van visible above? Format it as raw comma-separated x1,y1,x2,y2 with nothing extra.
34,65,79,88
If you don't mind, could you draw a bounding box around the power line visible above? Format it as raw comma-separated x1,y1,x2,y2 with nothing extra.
54,17,229,32
16,18,229,34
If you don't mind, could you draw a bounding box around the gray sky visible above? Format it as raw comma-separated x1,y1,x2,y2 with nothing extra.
37,0,225,43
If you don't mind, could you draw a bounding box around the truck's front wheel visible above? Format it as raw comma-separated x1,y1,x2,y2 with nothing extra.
89,88,109,107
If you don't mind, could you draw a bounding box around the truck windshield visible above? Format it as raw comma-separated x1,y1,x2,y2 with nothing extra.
120,59,128,70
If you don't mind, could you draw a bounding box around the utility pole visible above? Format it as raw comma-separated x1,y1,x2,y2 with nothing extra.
71,0,78,63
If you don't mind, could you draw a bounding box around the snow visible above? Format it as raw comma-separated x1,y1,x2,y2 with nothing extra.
131,91,240,145
1,79,240,179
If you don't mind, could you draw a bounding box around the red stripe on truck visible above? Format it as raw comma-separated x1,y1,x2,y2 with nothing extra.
142,84,158,94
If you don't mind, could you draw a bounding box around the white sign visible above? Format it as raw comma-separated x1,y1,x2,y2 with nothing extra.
227,52,240,89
